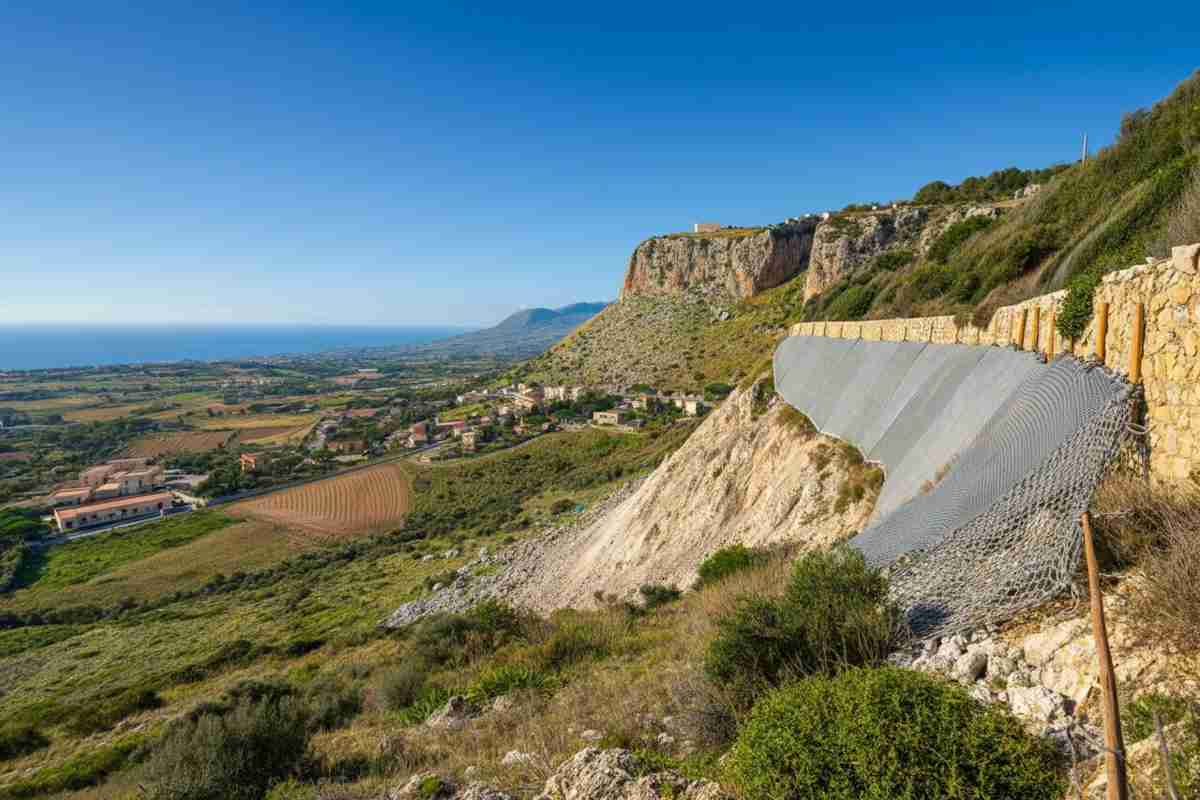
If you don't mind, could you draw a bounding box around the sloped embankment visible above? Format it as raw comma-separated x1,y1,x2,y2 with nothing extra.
508,382,879,611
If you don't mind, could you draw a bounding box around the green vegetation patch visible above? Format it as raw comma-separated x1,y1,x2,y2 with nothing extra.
694,545,767,589
726,667,1065,800
704,548,897,706
7,511,236,600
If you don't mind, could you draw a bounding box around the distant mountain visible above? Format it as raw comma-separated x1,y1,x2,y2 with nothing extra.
416,302,609,358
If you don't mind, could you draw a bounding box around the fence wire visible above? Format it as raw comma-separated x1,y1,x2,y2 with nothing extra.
775,337,1137,638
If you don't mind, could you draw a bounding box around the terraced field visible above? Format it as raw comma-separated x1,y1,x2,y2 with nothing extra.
231,462,412,537
124,430,237,457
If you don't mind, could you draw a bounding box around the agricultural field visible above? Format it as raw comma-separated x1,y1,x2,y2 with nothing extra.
61,403,150,423
231,462,412,537
196,412,320,431
237,424,312,444
124,430,237,458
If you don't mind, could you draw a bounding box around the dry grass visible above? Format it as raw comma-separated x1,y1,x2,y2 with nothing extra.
306,557,795,797
1094,477,1200,662
232,463,412,537
1166,166,1200,250
124,430,236,458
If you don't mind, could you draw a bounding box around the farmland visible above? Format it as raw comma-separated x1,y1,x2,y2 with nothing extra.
196,412,320,430
231,462,413,537
123,430,237,458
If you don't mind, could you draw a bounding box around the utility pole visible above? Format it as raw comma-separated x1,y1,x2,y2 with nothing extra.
1082,133,1089,164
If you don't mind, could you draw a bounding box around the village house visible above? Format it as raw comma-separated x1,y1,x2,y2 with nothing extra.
410,421,430,444
593,410,629,426
684,398,706,416
631,394,659,411
50,487,94,507
240,452,271,473
80,464,117,488
543,386,568,402
461,430,480,452
54,492,174,533
328,439,367,454
438,419,468,437
515,394,541,414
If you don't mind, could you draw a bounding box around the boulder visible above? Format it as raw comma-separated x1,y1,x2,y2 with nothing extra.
953,649,989,683
1172,243,1200,275
533,749,729,800
1007,685,1068,725
501,750,535,767
426,696,478,730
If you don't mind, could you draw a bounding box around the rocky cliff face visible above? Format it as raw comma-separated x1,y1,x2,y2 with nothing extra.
803,204,1004,300
509,381,876,611
621,222,818,302
803,208,928,299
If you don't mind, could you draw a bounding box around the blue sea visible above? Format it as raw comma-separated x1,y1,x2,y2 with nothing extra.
0,324,473,370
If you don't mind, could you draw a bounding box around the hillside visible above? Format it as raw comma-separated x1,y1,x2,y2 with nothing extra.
411,302,609,358
521,71,1200,392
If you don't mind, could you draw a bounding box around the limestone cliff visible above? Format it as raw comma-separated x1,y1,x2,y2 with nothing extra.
804,208,928,299
803,204,1003,300
509,381,877,611
621,222,818,302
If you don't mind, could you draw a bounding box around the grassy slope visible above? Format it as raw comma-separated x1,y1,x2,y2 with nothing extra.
0,427,695,797
805,71,1200,329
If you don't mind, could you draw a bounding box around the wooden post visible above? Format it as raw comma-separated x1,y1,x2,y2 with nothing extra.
1082,512,1129,800
1016,308,1028,349
1031,308,1041,354
1048,310,1056,358
1129,303,1145,384
1096,302,1109,364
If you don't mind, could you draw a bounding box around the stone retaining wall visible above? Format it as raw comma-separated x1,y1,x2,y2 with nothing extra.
789,244,1200,480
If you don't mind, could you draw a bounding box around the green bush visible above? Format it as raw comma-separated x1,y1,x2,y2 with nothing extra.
1124,691,1192,743
67,687,162,735
726,667,1064,800
140,698,311,800
0,725,49,762
466,664,553,703
695,545,766,589
873,249,914,272
550,498,575,515
704,548,896,705
928,216,996,263
375,663,430,712
1056,265,1103,341
0,738,144,799
824,285,876,320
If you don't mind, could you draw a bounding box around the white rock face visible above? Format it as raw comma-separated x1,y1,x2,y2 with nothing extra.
1007,685,1068,724
510,384,874,611
533,749,728,800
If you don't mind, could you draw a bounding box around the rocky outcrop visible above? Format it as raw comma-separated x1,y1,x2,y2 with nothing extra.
534,748,728,800
508,381,876,611
803,208,928,299
621,222,818,302
802,204,1003,300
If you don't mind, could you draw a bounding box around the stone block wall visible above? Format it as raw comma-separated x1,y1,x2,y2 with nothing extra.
789,244,1200,480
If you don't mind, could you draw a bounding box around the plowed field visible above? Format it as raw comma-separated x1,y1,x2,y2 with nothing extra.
125,430,236,457
231,462,411,537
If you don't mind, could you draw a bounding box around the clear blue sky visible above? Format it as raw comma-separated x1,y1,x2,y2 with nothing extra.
3,2,1196,326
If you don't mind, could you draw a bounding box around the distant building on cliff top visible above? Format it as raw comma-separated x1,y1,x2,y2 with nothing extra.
693,222,721,233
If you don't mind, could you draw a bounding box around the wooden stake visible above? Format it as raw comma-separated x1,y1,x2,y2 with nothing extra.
1048,310,1056,358
1016,308,1028,349
1031,308,1041,354
1096,302,1109,364
1129,303,1145,384
1082,512,1129,800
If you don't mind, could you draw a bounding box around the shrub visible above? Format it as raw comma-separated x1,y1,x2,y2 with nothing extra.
67,687,162,735
139,698,311,800
466,664,553,704
1056,265,1102,340
726,667,1064,800
375,663,430,712
550,498,575,515
1166,166,1200,249
704,548,897,705
778,406,815,436
0,736,144,798
824,285,876,320
1123,691,1191,742
704,382,733,401
0,724,49,762
531,617,613,673
928,215,996,263
629,583,682,615
695,545,766,589
873,249,913,272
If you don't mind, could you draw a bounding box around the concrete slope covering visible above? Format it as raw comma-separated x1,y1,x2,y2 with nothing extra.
773,337,1046,521
774,336,1135,635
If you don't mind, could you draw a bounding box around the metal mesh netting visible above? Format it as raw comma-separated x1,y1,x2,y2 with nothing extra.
773,337,1136,638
